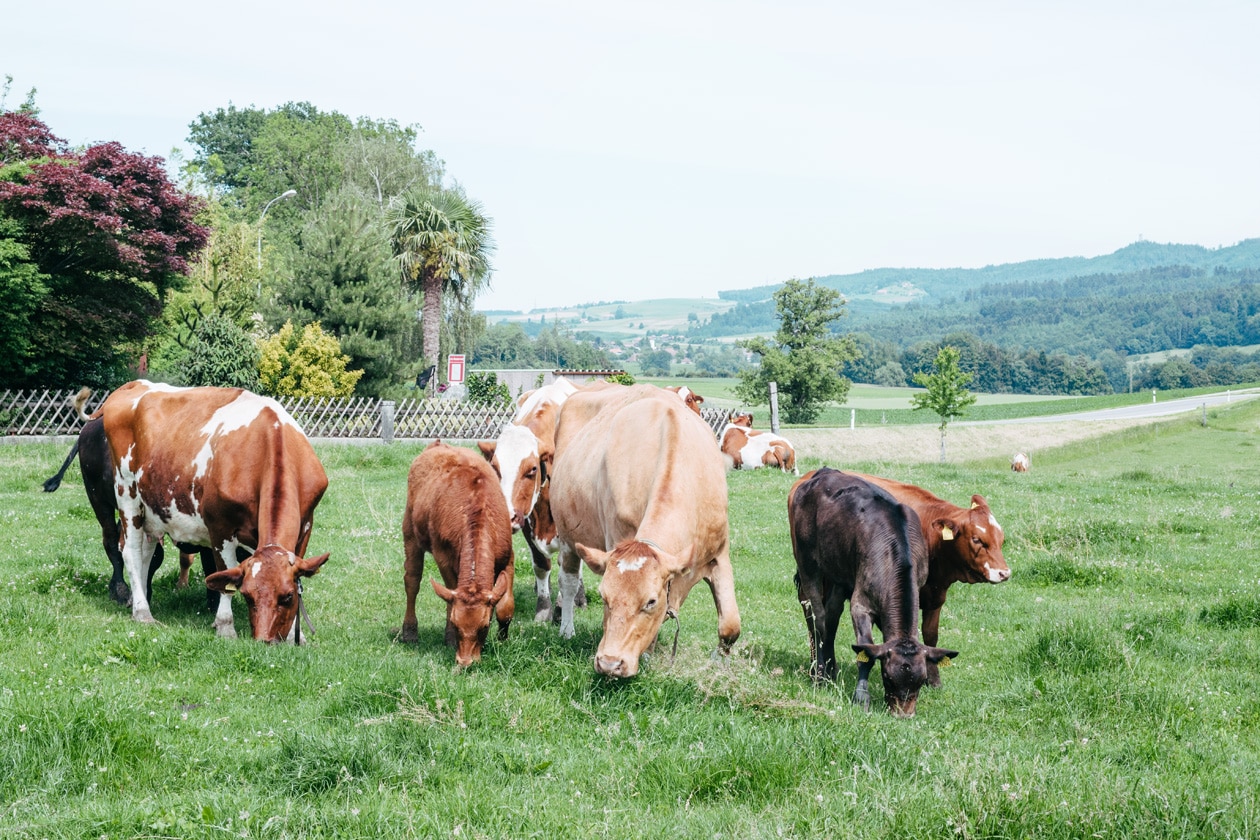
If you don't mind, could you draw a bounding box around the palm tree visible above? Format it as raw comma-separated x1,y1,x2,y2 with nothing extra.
385,186,493,385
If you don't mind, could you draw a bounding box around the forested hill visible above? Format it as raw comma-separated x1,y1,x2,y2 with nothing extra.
719,239,1260,304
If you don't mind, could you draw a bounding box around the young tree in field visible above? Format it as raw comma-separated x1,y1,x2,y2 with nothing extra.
735,278,857,424
0,111,208,388
386,186,493,382
175,312,261,390
910,345,977,462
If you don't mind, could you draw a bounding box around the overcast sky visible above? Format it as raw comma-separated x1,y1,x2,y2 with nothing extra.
7,1,1259,312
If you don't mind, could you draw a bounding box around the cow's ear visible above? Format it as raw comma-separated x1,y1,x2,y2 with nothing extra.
206,566,245,595
477,440,496,462
934,519,958,541
970,494,987,511
852,642,890,662
925,646,959,665
489,568,512,606
574,542,609,575
431,579,456,604
296,552,330,577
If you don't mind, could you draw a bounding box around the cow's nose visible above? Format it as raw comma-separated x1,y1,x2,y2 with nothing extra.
595,655,631,678
510,512,525,531
991,567,1012,583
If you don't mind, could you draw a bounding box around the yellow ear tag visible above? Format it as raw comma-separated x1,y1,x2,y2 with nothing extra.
940,656,952,667
941,526,955,541
855,651,870,663
224,583,238,593
970,502,980,510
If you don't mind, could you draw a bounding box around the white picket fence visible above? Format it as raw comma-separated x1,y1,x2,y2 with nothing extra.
1,389,731,441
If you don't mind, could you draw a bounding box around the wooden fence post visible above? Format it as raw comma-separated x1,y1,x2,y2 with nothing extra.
769,382,780,434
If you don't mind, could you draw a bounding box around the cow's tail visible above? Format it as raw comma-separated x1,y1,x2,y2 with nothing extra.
42,388,93,492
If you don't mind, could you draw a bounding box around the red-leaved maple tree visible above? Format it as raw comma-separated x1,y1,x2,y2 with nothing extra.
0,112,209,388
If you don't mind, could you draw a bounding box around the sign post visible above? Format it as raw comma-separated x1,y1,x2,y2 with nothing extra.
447,354,466,385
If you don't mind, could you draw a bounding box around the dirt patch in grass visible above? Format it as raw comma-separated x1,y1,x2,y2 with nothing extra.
788,418,1155,466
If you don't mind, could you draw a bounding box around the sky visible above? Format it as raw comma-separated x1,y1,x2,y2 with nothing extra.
6,1,1259,312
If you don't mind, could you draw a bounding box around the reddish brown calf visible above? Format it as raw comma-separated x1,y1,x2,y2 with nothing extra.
401,441,515,667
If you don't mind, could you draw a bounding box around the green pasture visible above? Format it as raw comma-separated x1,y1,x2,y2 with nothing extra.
2,400,1259,838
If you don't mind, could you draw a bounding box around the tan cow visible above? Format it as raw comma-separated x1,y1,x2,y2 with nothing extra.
550,385,741,677
401,441,514,667
478,376,580,620
719,413,798,474
848,472,1011,687
98,381,329,642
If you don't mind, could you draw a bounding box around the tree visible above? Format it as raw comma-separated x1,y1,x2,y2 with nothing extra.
639,348,673,376
910,346,978,462
268,190,415,396
735,278,857,424
175,312,261,390
386,185,494,380
0,111,208,388
258,321,363,398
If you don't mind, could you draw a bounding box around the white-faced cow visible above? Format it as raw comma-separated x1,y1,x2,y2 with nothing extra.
1011,452,1031,472
98,380,329,642
719,413,798,474
477,376,580,620
401,441,514,667
849,471,1010,687
788,468,958,717
550,385,741,677
664,385,705,415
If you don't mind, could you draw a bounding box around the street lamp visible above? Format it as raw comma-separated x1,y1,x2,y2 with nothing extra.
256,189,297,271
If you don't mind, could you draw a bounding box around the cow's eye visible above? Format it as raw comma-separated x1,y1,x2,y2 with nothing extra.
643,599,657,613
525,467,537,479
278,593,294,607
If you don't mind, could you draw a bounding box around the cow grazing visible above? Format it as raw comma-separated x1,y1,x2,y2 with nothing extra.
98,381,329,642
788,468,958,717
478,376,581,621
1011,452,1031,472
720,413,798,475
550,385,741,677
850,472,1010,687
43,389,216,606
664,385,705,415
401,441,515,667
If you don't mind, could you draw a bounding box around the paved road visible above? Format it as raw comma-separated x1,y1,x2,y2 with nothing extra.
959,388,1260,426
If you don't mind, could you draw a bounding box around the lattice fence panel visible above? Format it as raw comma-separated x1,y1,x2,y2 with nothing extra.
0,389,107,436
393,399,516,441
280,397,381,439
700,407,733,437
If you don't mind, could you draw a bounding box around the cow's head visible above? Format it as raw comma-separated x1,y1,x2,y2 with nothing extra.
931,495,1011,584
432,570,512,667
731,413,754,428
575,540,691,678
853,638,959,717
205,546,330,643
478,424,549,531
666,386,705,415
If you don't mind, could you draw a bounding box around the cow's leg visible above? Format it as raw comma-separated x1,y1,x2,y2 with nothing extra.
145,540,166,604
212,538,241,638
849,603,877,711
556,546,583,639
920,585,948,687
701,553,742,659
176,547,192,588
119,516,158,623
522,519,553,622
495,562,515,641
400,535,426,644
101,514,129,605
795,571,837,683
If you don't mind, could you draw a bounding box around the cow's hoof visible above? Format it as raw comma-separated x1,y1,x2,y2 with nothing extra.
559,623,576,640
497,621,511,641
853,686,871,711
397,624,419,643
534,598,552,622
133,608,156,624
214,622,237,639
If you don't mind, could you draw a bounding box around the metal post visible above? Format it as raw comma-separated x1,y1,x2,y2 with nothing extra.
380,400,395,443
850,408,855,430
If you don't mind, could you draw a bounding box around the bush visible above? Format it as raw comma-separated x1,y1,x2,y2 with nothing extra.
258,321,363,398
465,371,511,406
174,312,261,390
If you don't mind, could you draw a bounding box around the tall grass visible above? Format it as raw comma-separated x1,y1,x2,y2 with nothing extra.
2,402,1259,838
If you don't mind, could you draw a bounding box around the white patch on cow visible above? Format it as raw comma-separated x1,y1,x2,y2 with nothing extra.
976,523,988,535
251,561,262,578
989,514,1001,530
192,392,301,480
985,563,1005,582
492,424,541,520
128,379,182,410
513,379,576,422
617,555,648,573
738,433,779,470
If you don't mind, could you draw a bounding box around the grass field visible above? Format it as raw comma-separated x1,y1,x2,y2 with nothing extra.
3,400,1259,838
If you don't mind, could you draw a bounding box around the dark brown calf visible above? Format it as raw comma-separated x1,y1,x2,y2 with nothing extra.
788,468,958,717
401,441,515,667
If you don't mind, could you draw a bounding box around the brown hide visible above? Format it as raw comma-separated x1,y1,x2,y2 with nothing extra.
849,471,1010,686
788,469,956,716
664,385,705,415
100,381,329,642
401,441,514,666
551,388,740,677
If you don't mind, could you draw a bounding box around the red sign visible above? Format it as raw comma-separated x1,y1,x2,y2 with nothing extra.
447,354,466,384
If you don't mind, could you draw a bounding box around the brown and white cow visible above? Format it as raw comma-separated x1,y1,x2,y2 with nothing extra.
550,385,741,677
849,471,1010,687
401,441,514,667
720,413,798,474
664,385,705,415
98,380,329,642
478,376,580,621
1011,452,1031,472
789,468,958,717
